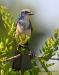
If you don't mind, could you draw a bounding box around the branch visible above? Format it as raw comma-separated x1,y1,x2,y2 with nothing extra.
0,52,59,63
0,53,21,63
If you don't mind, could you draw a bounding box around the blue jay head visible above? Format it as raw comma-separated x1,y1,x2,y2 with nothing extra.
20,9,34,18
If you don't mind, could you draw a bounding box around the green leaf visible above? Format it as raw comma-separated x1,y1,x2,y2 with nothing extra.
9,46,13,50
42,45,45,52
18,70,22,75
28,69,33,75
1,37,8,46
45,41,48,46
24,70,30,75
40,50,42,54
6,38,9,45
1,69,4,75
32,66,40,75
4,24,9,29
46,63,55,67
53,40,58,47
7,46,13,57
25,36,30,41
54,32,58,39
54,29,59,39
31,60,37,66
8,41,13,45
9,68,12,71
0,42,4,49
54,46,58,51
21,34,26,40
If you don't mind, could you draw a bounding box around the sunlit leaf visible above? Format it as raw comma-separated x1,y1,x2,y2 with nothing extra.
6,38,9,45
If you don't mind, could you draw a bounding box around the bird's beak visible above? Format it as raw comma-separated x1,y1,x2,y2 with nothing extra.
28,12,34,15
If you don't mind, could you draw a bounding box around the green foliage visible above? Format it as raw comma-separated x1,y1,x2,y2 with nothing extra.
1,62,21,75
0,37,13,58
0,6,59,75
38,57,48,72
0,6,16,36
24,66,40,75
39,32,59,60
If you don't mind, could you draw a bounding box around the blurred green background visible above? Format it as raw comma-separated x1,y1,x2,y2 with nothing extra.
0,0,59,75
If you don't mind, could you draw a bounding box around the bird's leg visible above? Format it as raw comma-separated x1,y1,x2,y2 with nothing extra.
24,42,34,59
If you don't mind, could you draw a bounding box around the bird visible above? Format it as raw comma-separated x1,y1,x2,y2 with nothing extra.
12,9,34,71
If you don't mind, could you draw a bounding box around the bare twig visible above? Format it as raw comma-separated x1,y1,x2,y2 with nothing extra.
0,53,22,63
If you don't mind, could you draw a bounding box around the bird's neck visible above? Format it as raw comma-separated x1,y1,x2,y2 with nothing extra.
24,15,30,20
